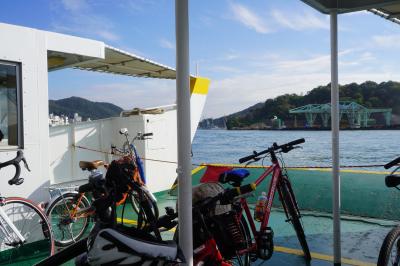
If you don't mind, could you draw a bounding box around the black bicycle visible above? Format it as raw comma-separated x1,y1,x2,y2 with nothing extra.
377,156,400,266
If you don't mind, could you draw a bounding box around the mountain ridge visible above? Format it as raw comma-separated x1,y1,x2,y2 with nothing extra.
49,96,123,120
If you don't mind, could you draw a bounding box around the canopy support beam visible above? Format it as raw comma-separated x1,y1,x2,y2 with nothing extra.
330,10,341,266
175,0,193,265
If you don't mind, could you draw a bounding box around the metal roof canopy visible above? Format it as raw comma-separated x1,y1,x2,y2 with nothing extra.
300,1,400,265
48,45,177,79
301,0,400,15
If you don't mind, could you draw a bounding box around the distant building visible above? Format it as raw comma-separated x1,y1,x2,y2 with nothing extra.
49,113,69,127
73,113,82,123
49,112,89,126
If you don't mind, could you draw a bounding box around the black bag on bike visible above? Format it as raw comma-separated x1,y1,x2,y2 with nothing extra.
105,158,136,203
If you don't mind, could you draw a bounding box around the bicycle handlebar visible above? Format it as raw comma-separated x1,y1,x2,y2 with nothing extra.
0,150,31,186
384,156,400,169
142,133,153,137
238,138,305,164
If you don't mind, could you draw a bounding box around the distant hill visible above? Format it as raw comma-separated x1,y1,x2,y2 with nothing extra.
199,81,400,129
49,97,123,120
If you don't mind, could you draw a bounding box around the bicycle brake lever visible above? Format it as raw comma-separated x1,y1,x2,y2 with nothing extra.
22,157,31,172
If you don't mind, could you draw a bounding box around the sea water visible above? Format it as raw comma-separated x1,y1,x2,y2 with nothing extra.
192,129,400,171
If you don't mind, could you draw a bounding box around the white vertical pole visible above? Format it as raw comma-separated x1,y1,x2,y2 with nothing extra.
330,10,341,266
175,1,193,265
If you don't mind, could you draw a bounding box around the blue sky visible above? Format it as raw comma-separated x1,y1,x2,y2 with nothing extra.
1,0,400,118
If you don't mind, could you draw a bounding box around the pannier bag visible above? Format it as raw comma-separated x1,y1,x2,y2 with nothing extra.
86,227,184,265
192,182,231,216
192,183,246,259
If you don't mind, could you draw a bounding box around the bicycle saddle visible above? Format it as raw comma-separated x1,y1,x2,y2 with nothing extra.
219,169,250,186
79,160,104,171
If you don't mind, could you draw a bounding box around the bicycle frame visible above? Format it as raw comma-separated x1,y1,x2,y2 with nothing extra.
68,193,94,219
0,205,26,243
236,154,293,254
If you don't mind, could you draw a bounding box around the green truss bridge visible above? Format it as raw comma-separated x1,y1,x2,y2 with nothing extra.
289,101,392,128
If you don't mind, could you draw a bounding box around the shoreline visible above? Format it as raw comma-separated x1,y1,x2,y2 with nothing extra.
199,126,400,131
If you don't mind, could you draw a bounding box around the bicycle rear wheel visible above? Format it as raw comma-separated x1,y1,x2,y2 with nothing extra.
279,178,311,261
377,226,400,266
46,192,91,247
229,216,251,266
0,197,54,266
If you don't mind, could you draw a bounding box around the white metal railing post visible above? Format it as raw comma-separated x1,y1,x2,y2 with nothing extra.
175,0,193,265
330,10,341,266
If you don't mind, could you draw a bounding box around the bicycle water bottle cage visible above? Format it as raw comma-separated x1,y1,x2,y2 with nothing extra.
257,227,274,260
219,169,250,187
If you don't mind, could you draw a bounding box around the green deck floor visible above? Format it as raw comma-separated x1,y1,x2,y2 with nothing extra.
20,165,400,265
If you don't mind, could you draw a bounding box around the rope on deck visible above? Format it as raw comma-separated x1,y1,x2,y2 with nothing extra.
72,144,388,169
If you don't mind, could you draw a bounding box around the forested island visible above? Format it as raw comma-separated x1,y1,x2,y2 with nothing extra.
199,81,400,130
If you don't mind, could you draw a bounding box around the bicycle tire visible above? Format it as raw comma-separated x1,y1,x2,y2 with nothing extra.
377,226,400,266
279,179,311,261
46,192,91,247
130,188,159,229
0,197,55,266
230,215,251,266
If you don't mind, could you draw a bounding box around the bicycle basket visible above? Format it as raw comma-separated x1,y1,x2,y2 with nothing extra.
209,211,247,259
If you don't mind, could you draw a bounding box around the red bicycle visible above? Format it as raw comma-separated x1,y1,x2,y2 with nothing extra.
214,138,311,263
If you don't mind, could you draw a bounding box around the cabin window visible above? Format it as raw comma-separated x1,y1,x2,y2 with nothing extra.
0,61,22,148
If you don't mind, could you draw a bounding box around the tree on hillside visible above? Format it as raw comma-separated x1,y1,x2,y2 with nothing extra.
219,81,400,129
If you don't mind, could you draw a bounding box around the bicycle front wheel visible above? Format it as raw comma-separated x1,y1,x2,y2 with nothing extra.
46,192,91,247
130,188,159,229
279,179,311,261
0,197,55,266
378,226,400,266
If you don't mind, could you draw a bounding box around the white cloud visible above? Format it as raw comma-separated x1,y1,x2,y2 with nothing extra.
372,34,400,48
61,0,88,12
229,2,271,34
201,49,398,118
52,2,121,42
271,9,328,31
160,38,175,50
119,0,156,13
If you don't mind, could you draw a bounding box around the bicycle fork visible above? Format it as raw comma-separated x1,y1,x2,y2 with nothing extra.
0,207,26,246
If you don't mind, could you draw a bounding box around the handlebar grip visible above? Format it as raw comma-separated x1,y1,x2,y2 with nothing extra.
221,183,256,204
78,183,93,193
385,156,400,169
143,133,153,137
8,163,22,185
286,138,305,147
239,154,257,164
